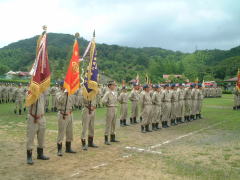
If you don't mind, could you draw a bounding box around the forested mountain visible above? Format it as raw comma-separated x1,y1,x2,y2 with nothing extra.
0,33,239,83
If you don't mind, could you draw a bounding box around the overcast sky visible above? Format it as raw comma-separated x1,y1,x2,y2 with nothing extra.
0,0,239,52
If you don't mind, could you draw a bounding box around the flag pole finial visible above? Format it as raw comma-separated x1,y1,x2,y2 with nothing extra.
75,32,80,39
42,25,47,31
93,30,95,38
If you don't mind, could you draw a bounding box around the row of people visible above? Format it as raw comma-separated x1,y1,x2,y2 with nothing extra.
203,87,222,98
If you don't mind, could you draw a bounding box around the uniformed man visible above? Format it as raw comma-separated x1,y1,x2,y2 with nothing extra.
196,83,204,118
139,84,153,132
170,84,178,125
0,83,3,103
176,83,185,123
50,84,58,112
102,81,119,145
26,92,50,165
14,83,25,115
44,88,50,112
81,97,98,150
151,84,163,130
184,85,192,122
128,83,140,124
191,84,198,120
2,83,7,103
56,82,76,156
118,86,129,126
233,87,240,110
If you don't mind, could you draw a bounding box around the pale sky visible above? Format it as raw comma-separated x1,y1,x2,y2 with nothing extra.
0,0,240,52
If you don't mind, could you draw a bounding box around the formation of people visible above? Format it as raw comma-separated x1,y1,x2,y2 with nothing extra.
2,81,239,165
202,87,222,98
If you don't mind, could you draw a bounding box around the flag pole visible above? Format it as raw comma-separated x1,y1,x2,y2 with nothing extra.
88,30,95,114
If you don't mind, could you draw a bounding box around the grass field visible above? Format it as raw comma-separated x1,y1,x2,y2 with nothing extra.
0,94,240,180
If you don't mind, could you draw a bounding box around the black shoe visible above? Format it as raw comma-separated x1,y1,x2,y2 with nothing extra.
110,134,120,142
141,125,145,133
24,107,26,112
57,143,63,156
120,120,123,126
37,147,49,160
152,123,157,131
65,142,76,153
104,135,111,145
88,136,98,148
140,116,143,122
123,119,129,126
130,118,133,124
27,150,34,165
54,107,57,112
19,109,22,115
133,117,138,124
14,109,17,114
81,139,88,151
45,108,48,113
233,106,236,110
145,125,152,132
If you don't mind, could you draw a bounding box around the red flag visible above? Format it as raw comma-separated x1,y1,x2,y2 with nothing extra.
26,30,50,107
64,39,80,95
237,69,240,91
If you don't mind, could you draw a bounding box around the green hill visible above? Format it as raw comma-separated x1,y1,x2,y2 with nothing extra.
0,33,239,83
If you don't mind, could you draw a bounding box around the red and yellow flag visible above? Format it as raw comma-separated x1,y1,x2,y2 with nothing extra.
26,29,50,107
64,37,80,95
236,68,240,91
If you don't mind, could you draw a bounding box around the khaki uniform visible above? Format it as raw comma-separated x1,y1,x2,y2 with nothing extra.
177,88,185,121
162,89,172,126
196,89,204,115
26,94,46,150
102,90,118,136
2,85,7,103
170,89,178,122
50,86,58,110
81,98,96,139
56,91,75,143
140,91,152,126
129,89,139,119
191,88,198,117
118,91,128,120
0,85,3,103
44,88,50,112
184,88,192,117
233,88,240,108
15,87,25,113
152,91,163,126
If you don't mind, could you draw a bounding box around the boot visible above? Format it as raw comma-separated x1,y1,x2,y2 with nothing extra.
141,125,145,133
156,123,160,129
37,147,49,160
123,119,129,126
130,117,133,124
104,135,111,145
19,109,21,115
81,139,88,151
24,107,26,112
57,143,63,156
54,107,57,112
110,134,120,142
233,106,236,110
14,109,17,114
120,120,123,126
27,150,34,165
145,124,152,132
166,121,170,128
140,116,143,122
133,117,138,124
162,121,166,128
88,136,98,148
65,142,76,153
152,123,157,131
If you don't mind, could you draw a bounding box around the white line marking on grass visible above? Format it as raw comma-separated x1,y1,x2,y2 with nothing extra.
125,146,161,154
92,163,108,169
149,121,223,150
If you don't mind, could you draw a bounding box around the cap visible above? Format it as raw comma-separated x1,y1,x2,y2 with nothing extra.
108,81,116,86
143,84,149,89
